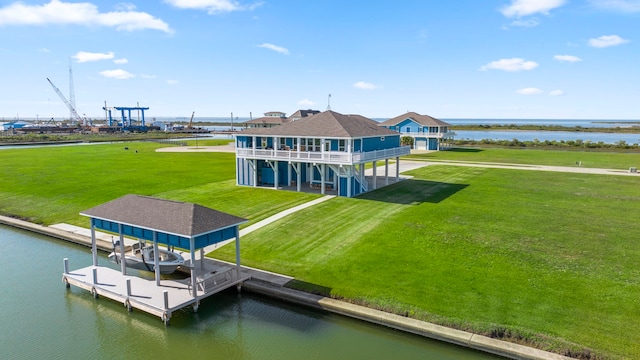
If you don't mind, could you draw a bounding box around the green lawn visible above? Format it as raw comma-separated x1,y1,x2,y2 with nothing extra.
2,143,639,358
406,147,640,170
214,165,640,359
0,142,318,226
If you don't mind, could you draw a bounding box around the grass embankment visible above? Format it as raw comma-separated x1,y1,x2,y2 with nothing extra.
406,147,640,170
1,144,639,358
0,142,318,226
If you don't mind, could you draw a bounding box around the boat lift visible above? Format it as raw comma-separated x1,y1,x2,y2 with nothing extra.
103,105,150,131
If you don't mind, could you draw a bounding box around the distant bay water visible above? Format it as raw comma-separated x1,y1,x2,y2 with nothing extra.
175,117,640,145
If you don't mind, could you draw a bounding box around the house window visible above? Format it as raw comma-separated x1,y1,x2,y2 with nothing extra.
405,126,411,133
314,138,321,152
338,139,346,152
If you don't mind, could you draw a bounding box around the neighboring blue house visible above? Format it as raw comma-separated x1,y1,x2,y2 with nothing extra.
378,112,454,151
235,110,411,197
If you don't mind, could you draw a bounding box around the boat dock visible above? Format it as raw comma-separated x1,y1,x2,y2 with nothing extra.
63,258,250,324
62,195,250,325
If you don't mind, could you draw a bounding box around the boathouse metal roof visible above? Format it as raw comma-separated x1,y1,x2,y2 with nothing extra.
378,112,451,127
238,110,398,138
80,194,247,238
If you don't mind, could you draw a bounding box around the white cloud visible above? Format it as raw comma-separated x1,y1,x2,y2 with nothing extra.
257,43,289,55
167,79,179,85
480,58,539,72
549,89,564,96
353,81,380,90
165,0,263,14
589,0,640,12
140,74,156,79
113,58,128,64
589,35,629,48
72,51,114,63
500,0,566,17
298,99,315,106
508,18,540,27
39,48,51,53
99,69,134,79
0,0,172,33
554,55,582,62
517,87,543,95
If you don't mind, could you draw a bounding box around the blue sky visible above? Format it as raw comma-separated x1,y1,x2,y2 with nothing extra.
0,0,638,120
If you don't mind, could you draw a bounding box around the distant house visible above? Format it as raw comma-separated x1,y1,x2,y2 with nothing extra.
244,109,321,128
288,109,320,121
244,111,289,128
378,112,454,151
235,110,410,197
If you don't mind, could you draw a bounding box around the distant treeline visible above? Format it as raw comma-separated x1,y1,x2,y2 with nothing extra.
452,124,640,133
454,138,640,151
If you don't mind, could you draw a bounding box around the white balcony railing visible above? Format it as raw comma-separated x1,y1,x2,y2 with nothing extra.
236,146,411,165
398,131,456,138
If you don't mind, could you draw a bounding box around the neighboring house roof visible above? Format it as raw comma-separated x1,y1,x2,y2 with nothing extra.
288,109,320,121
244,116,289,126
238,110,398,138
379,112,450,127
80,194,247,237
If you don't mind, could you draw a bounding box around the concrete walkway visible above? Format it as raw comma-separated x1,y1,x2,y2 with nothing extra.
420,159,640,176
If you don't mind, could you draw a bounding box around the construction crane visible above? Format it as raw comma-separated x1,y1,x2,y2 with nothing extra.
47,77,83,124
187,111,195,129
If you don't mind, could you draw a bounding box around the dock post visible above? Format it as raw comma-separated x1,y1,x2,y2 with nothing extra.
63,258,69,274
125,278,132,311
163,290,169,310
163,291,170,325
92,267,98,284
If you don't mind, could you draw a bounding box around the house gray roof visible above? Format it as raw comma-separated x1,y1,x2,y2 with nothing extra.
288,109,320,120
244,116,289,125
80,194,247,237
238,110,398,138
379,112,451,127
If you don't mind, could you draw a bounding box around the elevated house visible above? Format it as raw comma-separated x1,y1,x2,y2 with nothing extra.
235,110,411,197
379,112,454,150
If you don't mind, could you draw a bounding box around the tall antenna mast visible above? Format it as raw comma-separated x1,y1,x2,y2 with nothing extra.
326,93,331,111
68,58,77,123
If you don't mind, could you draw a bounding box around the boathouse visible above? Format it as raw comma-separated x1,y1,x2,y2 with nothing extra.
62,194,249,324
378,112,454,151
235,110,411,197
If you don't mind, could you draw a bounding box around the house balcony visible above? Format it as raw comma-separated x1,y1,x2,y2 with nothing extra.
398,131,456,138
236,146,411,165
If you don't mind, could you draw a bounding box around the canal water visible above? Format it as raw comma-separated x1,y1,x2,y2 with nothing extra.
0,225,498,360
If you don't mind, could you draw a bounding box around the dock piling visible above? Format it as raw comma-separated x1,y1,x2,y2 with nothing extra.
63,258,69,274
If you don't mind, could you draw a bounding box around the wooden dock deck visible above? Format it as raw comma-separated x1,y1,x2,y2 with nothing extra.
63,260,251,324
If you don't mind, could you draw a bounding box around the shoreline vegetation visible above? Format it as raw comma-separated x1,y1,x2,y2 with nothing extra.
451,123,640,133
1,142,638,359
